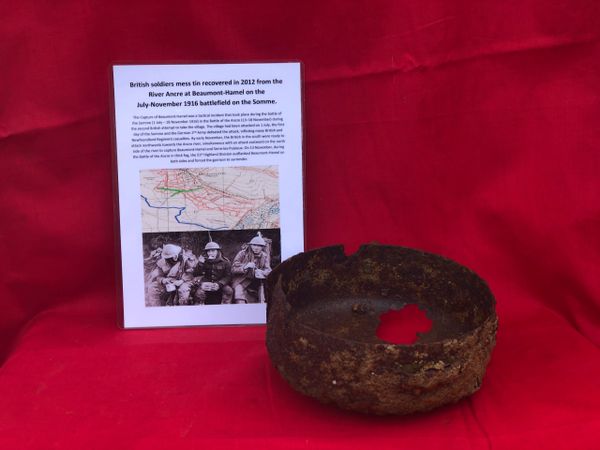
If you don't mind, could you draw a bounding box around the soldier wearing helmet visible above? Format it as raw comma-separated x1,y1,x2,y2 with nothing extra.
146,243,185,306
190,239,233,305
231,232,272,304
174,236,199,305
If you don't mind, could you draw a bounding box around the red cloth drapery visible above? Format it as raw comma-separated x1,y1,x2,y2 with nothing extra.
1,1,599,448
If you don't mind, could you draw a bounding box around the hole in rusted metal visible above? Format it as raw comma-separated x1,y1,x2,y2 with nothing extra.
342,243,361,256
376,304,432,345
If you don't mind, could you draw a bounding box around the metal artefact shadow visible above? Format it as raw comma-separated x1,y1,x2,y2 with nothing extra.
266,244,498,415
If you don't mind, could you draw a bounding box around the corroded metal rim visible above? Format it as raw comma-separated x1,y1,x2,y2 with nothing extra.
266,244,498,415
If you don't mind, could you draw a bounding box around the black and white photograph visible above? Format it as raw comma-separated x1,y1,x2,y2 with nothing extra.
142,229,281,307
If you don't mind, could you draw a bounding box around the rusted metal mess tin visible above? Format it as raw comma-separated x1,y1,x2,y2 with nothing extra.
266,244,498,415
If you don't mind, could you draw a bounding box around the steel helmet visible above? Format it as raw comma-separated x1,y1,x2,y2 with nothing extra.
249,232,266,246
204,241,221,251
162,244,182,259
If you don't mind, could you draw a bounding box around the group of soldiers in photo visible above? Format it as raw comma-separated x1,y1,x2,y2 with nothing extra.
144,232,272,306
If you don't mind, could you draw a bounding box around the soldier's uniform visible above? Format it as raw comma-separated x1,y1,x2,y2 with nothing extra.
231,246,271,303
193,241,233,305
175,249,199,305
146,245,185,307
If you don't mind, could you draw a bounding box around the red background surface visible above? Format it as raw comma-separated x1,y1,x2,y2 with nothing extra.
1,1,599,448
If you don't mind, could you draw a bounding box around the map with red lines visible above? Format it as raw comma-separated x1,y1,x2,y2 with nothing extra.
140,167,279,232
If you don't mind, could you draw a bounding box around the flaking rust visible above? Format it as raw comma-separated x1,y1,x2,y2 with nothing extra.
266,244,498,415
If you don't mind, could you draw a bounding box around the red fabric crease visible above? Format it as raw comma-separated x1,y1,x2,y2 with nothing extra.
1,0,599,448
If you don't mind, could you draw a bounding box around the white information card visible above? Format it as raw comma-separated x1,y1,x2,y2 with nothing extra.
112,63,304,328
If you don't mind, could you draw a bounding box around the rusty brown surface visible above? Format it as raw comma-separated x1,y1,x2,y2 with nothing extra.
266,244,498,415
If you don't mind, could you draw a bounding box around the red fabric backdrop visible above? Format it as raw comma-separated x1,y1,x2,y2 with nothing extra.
1,1,599,448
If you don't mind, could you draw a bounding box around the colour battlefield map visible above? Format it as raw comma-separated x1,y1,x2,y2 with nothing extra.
140,166,279,232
